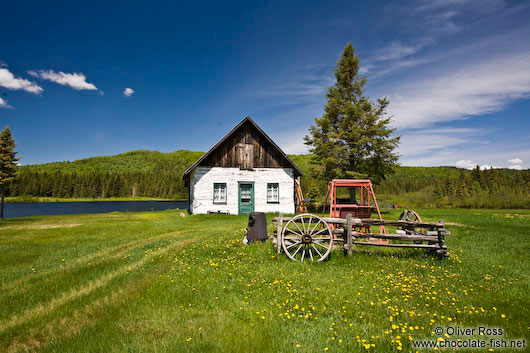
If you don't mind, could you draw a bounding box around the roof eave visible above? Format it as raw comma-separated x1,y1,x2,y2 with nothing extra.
182,115,305,180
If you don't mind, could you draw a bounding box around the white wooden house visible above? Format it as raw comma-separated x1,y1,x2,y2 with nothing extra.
182,116,304,214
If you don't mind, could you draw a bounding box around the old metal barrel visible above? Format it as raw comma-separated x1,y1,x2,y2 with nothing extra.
247,212,268,242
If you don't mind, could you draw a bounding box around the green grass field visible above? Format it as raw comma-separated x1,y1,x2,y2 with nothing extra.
0,209,528,352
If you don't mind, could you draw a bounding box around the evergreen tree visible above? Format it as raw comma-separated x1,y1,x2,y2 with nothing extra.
0,126,19,218
304,43,400,183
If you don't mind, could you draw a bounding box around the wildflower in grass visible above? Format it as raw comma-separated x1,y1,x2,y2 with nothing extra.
501,314,506,318
186,337,192,342
296,344,300,348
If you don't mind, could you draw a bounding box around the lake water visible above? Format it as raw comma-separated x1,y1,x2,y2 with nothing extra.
2,201,189,219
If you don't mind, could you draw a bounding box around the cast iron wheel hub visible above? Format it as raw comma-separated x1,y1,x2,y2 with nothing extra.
302,234,312,244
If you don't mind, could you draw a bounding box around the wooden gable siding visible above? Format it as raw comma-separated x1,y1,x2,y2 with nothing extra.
200,121,290,169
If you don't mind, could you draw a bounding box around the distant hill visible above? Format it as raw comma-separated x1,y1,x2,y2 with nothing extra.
10,150,530,208
22,150,205,174
21,150,460,181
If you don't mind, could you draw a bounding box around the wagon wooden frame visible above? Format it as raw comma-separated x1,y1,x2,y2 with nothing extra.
272,213,450,262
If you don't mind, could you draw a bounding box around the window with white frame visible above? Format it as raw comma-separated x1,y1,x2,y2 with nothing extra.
213,183,227,204
267,183,279,203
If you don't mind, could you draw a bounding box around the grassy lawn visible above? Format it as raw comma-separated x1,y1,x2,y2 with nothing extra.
0,209,528,352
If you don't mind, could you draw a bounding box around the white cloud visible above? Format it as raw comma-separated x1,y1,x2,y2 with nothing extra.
387,51,530,129
370,57,433,79
277,135,309,155
123,88,135,97
396,126,530,168
0,68,43,94
364,38,434,77
0,61,7,67
398,127,485,163
257,72,333,107
0,97,13,109
455,160,501,170
507,158,522,164
508,164,522,170
374,41,428,62
478,164,499,170
28,70,97,91
455,160,477,169
358,63,374,75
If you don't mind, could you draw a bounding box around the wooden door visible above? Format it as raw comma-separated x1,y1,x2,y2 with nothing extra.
238,183,254,214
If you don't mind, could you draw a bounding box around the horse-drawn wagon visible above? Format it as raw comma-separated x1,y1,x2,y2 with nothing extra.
272,179,450,262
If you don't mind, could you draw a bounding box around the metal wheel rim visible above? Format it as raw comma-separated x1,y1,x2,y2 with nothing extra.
281,213,333,262
399,210,420,223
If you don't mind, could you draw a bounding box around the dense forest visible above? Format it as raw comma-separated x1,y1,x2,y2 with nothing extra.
8,150,203,200
5,150,530,208
376,166,530,209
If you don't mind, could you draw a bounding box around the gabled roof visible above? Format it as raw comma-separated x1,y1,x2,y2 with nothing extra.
182,116,305,181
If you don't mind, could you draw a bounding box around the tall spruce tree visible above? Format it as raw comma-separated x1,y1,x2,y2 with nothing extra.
304,43,400,183
0,126,19,218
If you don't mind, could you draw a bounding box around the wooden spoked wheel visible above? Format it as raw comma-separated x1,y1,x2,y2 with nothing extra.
281,213,333,262
399,209,424,235
399,209,422,223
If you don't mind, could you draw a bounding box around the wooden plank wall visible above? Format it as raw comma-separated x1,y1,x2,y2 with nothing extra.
201,121,292,170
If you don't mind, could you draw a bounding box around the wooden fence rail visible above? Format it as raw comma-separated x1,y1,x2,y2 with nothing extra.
272,213,450,259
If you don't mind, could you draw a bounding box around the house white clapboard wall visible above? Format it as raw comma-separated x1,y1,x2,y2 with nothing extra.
182,116,304,215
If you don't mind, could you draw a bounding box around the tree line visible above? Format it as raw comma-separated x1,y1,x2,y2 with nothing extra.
431,167,530,208
5,164,530,208
7,171,188,199
376,166,530,209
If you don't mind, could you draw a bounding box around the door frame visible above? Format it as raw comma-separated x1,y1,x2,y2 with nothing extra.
238,181,255,214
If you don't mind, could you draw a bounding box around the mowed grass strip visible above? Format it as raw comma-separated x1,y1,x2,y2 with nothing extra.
0,211,246,351
0,234,189,331
0,209,529,352
0,228,192,292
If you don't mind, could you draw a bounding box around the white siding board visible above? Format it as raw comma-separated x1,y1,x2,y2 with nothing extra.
190,167,295,214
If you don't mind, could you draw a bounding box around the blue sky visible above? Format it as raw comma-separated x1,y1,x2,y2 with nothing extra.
1,0,529,169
